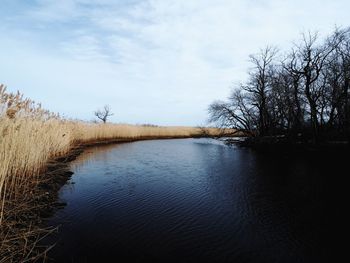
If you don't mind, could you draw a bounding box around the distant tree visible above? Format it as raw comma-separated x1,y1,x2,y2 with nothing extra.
94,105,113,123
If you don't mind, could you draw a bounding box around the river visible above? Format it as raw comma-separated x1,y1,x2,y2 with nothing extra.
44,138,340,262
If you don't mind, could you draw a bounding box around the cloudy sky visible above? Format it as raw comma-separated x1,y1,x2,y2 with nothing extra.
1,0,349,125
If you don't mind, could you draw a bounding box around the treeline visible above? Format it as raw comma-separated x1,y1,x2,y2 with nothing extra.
209,27,350,142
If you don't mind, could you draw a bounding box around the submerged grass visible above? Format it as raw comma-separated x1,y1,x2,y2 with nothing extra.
0,85,228,261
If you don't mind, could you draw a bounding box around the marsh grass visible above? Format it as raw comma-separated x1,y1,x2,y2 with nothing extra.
0,85,227,261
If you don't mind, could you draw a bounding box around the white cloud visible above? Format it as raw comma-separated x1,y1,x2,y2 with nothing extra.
1,0,349,125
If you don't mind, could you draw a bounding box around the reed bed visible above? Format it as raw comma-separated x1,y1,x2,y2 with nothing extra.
0,84,227,261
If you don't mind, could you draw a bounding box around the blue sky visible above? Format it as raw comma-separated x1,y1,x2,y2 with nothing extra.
1,0,349,125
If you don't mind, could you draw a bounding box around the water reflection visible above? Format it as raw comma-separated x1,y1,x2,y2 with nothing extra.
44,138,337,262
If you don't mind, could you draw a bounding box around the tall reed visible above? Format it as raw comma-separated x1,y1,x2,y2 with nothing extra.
0,85,225,224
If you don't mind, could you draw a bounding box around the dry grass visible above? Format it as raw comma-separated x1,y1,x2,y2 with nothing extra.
0,84,229,261
0,85,220,212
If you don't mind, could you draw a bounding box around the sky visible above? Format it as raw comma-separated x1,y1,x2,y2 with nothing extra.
0,0,349,126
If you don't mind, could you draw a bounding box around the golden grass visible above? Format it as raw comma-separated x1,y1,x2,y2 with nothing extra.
0,84,233,261
0,85,229,223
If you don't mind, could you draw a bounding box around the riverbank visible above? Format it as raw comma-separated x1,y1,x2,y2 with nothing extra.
225,136,350,152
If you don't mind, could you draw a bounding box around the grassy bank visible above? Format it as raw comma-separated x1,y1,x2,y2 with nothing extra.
0,85,228,261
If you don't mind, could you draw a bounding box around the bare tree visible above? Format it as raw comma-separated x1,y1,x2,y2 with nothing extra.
282,50,304,132
208,89,257,136
245,46,278,136
94,105,113,123
289,31,344,140
323,28,350,135
208,27,350,142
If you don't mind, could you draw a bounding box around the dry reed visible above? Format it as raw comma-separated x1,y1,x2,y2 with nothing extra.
0,84,228,261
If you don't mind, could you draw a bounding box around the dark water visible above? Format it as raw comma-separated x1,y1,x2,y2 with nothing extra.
44,138,343,262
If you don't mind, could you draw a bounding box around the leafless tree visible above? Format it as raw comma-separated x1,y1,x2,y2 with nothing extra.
282,50,304,132
323,28,350,135
208,89,257,136
94,105,113,123
209,27,350,142
244,46,278,135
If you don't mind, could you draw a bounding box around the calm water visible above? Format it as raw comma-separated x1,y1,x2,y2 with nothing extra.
44,138,341,262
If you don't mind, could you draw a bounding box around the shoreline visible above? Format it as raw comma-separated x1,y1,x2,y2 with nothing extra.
225,136,350,152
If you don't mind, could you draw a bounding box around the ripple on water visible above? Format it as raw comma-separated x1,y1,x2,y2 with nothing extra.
44,138,337,263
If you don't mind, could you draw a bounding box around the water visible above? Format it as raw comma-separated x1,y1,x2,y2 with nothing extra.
44,138,341,262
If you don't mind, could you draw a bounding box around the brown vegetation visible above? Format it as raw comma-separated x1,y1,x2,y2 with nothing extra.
0,85,229,262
